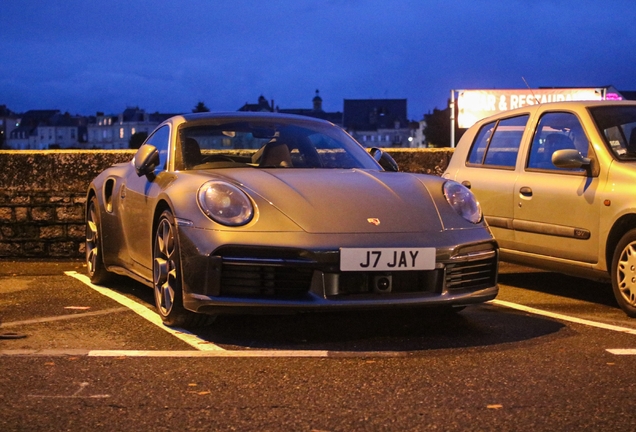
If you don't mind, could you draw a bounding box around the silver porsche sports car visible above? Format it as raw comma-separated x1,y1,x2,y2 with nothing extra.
86,112,498,327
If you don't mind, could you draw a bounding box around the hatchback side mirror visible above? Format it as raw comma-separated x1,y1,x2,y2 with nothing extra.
134,144,160,178
369,147,399,172
552,149,591,169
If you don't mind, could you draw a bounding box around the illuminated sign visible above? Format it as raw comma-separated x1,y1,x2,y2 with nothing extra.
456,88,604,128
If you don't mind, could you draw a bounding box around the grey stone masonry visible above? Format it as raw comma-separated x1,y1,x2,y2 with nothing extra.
0,150,134,258
0,148,453,258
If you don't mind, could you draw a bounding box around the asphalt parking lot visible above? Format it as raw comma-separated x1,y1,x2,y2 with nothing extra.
2,259,634,353
2,259,636,431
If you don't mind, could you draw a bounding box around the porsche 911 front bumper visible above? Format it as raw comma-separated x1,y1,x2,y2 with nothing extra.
176,226,499,314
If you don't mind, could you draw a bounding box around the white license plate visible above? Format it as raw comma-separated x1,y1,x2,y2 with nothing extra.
340,248,436,271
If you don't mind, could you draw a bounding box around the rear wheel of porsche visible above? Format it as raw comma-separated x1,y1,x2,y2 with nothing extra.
85,196,112,284
153,210,214,328
611,229,636,318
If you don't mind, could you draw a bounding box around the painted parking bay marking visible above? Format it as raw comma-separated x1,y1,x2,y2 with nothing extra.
491,299,636,355
65,271,224,351
606,349,636,355
64,272,636,357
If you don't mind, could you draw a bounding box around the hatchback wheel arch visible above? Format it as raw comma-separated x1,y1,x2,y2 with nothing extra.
611,228,636,317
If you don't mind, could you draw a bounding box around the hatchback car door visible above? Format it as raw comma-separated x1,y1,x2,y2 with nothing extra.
512,111,600,263
450,114,530,249
120,125,171,270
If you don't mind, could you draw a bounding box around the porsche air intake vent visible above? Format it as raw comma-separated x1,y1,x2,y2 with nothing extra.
219,262,313,298
444,252,497,291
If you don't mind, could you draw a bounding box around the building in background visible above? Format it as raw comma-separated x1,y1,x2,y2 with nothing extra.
86,107,174,149
277,90,343,125
238,95,274,113
412,118,428,148
239,90,343,126
342,99,415,147
6,110,87,150
0,105,19,149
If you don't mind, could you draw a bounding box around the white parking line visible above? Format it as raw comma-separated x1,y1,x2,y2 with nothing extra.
0,349,409,358
0,307,129,328
490,299,636,336
606,349,636,355
62,273,636,357
65,271,225,351
491,300,636,356
90,349,332,357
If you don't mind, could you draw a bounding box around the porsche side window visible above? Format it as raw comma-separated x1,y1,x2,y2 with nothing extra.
145,125,170,173
527,112,588,171
467,115,528,168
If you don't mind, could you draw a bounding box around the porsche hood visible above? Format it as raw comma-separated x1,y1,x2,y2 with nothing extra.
216,168,444,234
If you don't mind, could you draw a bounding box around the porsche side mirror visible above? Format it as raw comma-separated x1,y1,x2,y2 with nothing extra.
552,149,591,169
134,144,160,178
369,147,399,172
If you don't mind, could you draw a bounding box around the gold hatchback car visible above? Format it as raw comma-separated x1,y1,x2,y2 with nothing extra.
444,100,636,317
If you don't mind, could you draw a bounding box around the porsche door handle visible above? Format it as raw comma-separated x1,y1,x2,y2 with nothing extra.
461,180,471,189
519,186,533,197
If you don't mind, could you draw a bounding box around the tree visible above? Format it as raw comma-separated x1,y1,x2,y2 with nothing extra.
423,107,450,147
192,101,210,113
423,102,465,147
129,132,148,149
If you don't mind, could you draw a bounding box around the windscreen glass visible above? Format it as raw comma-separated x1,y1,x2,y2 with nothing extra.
589,105,636,161
176,119,380,171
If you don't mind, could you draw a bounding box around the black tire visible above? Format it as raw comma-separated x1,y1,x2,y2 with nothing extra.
85,196,112,284
611,229,636,318
153,210,215,328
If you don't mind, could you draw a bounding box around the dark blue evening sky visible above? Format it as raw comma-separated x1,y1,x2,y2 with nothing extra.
1,0,635,119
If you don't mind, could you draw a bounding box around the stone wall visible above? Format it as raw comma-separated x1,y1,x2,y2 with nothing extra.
0,148,453,259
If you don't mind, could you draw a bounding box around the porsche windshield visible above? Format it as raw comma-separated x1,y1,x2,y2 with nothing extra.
176,119,379,170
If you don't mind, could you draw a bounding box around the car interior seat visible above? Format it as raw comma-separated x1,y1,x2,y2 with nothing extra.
258,140,293,167
544,133,575,164
182,137,202,169
545,133,575,153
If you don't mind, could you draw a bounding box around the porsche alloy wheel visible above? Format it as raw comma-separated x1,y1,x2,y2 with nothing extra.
612,229,636,318
153,210,214,328
85,196,111,284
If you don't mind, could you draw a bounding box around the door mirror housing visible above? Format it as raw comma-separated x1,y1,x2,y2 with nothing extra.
134,144,160,178
552,149,590,169
552,149,598,176
369,147,399,172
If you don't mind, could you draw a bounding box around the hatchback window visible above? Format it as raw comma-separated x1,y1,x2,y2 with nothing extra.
467,115,528,168
527,112,589,171
589,105,636,160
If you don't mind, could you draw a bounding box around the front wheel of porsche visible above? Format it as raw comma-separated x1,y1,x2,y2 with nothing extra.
611,229,636,318
85,196,112,284
153,210,214,328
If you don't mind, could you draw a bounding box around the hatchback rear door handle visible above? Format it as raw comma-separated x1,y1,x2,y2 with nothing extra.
461,180,471,189
519,186,533,197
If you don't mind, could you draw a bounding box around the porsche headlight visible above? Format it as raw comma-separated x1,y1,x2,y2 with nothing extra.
443,181,482,224
197,181,254,226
